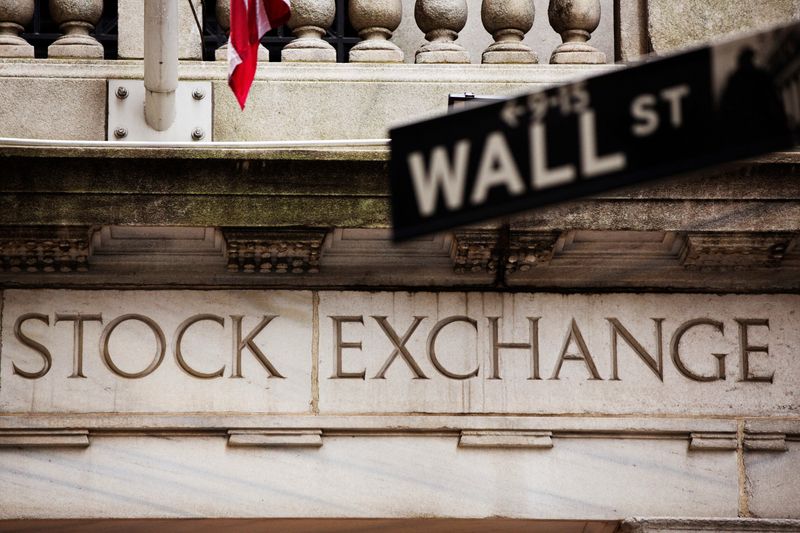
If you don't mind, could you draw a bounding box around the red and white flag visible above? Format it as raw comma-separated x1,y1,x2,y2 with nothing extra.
228,0,291,109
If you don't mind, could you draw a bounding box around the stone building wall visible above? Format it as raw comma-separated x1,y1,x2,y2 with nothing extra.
0,0,798,530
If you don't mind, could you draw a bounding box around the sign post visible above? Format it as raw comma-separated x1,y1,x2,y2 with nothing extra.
390,21,800,241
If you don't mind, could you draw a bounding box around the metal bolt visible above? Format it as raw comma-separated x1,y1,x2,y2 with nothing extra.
115,86,129,100
192,89,205,101
191,128,205,141
113,127,128,139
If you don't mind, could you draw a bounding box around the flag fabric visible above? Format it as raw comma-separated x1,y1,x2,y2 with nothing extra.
228,0,291,109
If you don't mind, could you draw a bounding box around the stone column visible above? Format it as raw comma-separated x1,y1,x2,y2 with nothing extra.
0,0,34,57
414,0,469,64
348,0,403,63
548,0,605,64
48,0,104,58
281,0,336,62
215,0,269,61
481,0,537,64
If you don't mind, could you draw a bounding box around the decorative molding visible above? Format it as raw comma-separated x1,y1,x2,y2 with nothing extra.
744,433,788,453
689,432,738,451
506,231,560,273
621,518,800,532
679,232,796,269
459,430,553,449
0,414,738,435
0,226,93,273
227,429,323,448
0,429,90,448
91,226,226,264
451,229,500,274
223,228,328,274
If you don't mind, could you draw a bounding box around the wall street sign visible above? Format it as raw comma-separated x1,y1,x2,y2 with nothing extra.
389,21,800,240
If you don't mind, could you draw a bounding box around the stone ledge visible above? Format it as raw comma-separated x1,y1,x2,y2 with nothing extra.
0,429,89,448
227,429,323,448
621,518,800,532
0,60,618,83
0,414,740,434
459,430,554,449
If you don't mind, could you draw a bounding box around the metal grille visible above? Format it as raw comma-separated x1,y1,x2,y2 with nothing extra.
20,0,118,59
201,0,360,62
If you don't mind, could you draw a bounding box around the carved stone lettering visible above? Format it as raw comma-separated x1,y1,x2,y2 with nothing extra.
2,291,796,417
427,316,480,380
100,314,167,379
670,319,727,382
331,316,366,379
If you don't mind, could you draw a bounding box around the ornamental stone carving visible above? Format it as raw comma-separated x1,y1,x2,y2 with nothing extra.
348,0,404,63
481,0,537,64
281,0,336,62
548,0,605,64
414,0,470,64
506,231,560,273
223,228,328,274
48,0,104,58
451,230,500,274
215,0,269,61
0,226,92,273
679,232,796,270
0,0,34,57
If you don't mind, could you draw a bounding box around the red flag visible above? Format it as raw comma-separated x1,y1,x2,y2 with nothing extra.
228,0,291,109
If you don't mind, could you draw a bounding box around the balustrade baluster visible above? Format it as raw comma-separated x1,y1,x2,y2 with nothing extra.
548,0,605,64
214,0,269,61
349,0,403,63
48,0,104,58
481,0,537,64
281,0,336,62
0,0,34,57
414,0,469,64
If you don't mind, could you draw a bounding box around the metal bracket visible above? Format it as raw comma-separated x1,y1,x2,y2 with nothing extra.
107,80,213,142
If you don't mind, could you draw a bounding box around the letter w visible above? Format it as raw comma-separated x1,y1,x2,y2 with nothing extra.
407,140,471,217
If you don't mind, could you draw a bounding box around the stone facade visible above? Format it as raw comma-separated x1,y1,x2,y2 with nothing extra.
0,0,798,530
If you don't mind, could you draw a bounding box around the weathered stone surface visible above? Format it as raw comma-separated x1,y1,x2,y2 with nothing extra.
647,0,800,54
47,0,104,58
548,0,606,64
481,0,538,64
316,292,800,416
118,0,203,59
0,435,738,519
395,0,614,64
349,0,405,63
414,0,471,63
0,77,106,139
282,0,337,62
0,0,34,58
621,518,800,532
0,290,313,413
614,0,649,61
746,440,800,519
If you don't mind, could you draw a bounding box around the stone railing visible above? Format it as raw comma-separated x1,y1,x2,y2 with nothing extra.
0,0,608,64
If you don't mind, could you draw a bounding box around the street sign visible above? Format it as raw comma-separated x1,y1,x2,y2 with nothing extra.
390,21,800,241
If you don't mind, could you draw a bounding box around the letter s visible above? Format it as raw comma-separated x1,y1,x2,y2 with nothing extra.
13,313,52,379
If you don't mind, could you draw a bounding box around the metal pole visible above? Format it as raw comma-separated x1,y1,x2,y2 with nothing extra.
144,0,178,131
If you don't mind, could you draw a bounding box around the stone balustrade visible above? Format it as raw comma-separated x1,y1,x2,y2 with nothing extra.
0,0,609,64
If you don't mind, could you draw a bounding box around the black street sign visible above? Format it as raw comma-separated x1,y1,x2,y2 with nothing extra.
389,21,800,241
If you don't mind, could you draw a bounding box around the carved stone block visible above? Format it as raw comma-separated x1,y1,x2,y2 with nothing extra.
451,229,500,274
223,228,328,274
506,231,560,273
679,232,796,270
0,226,93,273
